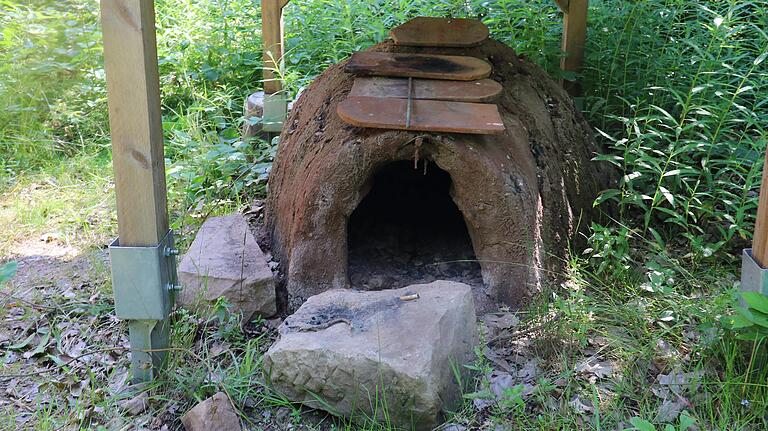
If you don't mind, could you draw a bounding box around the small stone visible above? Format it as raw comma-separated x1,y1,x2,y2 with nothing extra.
264,281,477,430
178,214,276,322
181,392,241,431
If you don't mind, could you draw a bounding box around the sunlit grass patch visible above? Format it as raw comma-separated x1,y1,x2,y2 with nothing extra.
0,152,115,256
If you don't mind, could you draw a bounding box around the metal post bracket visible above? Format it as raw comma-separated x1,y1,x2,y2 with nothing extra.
741,249,768,295
109,229,179,320
263,92,288,133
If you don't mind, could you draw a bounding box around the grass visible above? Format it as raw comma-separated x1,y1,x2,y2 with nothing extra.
0,152,115,256
1,0,767,430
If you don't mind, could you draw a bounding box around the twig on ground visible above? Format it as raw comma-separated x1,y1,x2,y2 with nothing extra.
488,312,563,344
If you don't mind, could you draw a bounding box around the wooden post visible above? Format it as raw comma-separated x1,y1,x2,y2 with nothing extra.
262,0,285,95
262,0,289,132
102,0,168,246
752,151,768,267
101,0,171,382
560,0,588,95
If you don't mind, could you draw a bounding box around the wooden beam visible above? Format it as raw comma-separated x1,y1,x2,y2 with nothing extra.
262,0,286,94
752,151,768,267
554,0,570,12
560,0,588,95
101,0,168,247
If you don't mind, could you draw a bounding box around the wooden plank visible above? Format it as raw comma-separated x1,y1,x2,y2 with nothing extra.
349,77,502,102
752,149,768,267
101,0,168,247
345,52,492,81
390,17,489,47
561,0,588,95
262,0,284,94
337,97,505,135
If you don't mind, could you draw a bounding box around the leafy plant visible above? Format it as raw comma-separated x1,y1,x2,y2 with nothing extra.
723,291,768,341
588,1,768,258
626,411,696,431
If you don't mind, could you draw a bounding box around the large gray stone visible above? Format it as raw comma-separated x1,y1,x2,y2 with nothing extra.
181,392,242,431
178,214,276,321
263,281,477,430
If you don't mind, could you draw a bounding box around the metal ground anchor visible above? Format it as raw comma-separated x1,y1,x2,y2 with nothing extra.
109,230,179,383
263,92,288,133
741,249,768,295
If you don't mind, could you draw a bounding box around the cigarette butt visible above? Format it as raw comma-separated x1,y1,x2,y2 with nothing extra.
399,293,420,301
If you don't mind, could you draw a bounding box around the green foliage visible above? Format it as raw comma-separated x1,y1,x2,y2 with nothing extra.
0,261,17,284
588,0,768,256
0,0,107,176
723,291,768,341
627,412,696,431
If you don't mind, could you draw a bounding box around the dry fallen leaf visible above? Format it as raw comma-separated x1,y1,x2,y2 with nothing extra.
574,357,613,382
657,368,703,396
489,371,516,399
517,359,540,382
655,395,691,423
569,395,594,414
118,392,149,416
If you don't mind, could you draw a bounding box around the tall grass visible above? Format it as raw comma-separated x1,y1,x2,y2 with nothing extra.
0,0,106,177
586,0,768,258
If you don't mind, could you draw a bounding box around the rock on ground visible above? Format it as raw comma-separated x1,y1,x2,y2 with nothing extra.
178,214,276,321
181,392,242,431
263,281,477,430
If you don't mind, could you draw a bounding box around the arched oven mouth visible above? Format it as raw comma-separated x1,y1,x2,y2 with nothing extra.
347,160,482,291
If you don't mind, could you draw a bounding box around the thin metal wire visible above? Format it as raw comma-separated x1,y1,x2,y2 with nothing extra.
405,77,413,129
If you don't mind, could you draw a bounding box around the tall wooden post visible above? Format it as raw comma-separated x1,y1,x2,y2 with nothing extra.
752,152,768,267
262,0,290,132
101,0,172,382
559,0,588,95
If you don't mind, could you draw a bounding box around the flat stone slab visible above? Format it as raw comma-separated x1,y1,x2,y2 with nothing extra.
264,281,477,430
178,214,276,322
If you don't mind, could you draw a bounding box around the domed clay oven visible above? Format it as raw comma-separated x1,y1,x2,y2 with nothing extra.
265,39,611,312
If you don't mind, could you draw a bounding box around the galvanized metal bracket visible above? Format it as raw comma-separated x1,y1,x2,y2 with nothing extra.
741,249,768,295
263,92,288,133
109,230,179,320
109,229,180,382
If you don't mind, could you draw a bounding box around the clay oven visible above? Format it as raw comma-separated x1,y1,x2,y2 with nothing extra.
266,39,611,312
